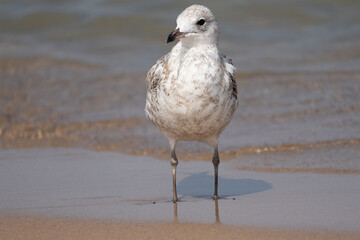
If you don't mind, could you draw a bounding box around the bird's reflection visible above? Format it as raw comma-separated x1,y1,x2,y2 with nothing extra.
173,199,221,224
173,201,178,222
214,199,220,224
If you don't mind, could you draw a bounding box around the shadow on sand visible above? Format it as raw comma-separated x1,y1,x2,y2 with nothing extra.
178,171,272,199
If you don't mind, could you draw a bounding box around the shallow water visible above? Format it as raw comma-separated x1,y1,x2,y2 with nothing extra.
0,0,359,172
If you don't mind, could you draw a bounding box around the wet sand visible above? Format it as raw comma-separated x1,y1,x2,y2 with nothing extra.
1,215,360,240
1,148,360,233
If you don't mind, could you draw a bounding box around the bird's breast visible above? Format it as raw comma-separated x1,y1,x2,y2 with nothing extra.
146,46,236,143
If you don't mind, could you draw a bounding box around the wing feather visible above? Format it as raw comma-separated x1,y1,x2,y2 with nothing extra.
145,54,168,91
221,54,237,101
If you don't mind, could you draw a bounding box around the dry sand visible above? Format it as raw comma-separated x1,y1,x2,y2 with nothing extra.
1,215,360,240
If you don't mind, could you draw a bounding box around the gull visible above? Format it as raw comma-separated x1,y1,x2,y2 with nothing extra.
145,4,238,202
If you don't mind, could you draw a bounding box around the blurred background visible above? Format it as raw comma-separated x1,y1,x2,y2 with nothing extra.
1,0,360,72
1,0,359,171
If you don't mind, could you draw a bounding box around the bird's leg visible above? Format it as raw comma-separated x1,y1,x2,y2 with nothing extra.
212,145,220,200
171,146,179,202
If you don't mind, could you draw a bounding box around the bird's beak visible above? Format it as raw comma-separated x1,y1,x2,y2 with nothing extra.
166,28,187,43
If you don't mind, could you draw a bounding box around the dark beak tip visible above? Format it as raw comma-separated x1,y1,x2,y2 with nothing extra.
166,28,180,43
166,32,175,43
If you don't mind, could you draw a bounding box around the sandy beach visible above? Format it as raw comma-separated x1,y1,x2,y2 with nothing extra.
2,215,360,240
1,148,360,239
1,0,360,239
3,59,360,240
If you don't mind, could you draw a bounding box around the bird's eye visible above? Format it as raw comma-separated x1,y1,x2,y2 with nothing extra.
196,19,205,26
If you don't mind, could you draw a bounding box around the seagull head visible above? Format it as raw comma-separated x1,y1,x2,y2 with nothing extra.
167,5,218,46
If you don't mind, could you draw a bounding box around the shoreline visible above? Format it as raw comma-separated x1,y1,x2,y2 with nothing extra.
1,134,359,174
1,215,359,240
1,56,360,173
